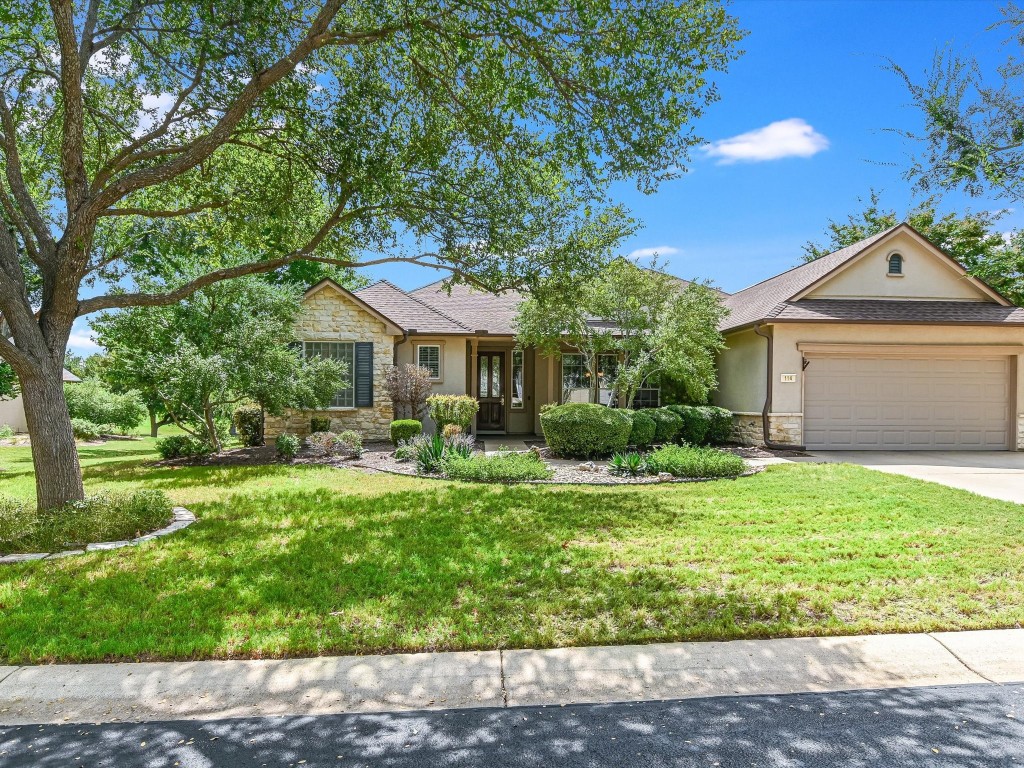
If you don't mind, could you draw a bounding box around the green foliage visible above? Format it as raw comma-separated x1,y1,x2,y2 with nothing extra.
517,259,728,405
647,445,744,478
338,430,363,458
645,407,683,444
310,416,332,434
608,451,649,477
407,432,476,474
426,395,479,433
665,404,734,445
63,381,145,433
443,452,553,483
703,406,734,444
625,410,657,448
70,419,102,441
0,363,17,402
306,430,363,458
0,425,14,439
540,403,632,458
233,405,265,447
0,490,172,555
275,433,301,461
390,420,423,446
156,435,214,461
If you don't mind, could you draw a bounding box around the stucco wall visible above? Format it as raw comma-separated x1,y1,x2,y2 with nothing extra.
805,231,989,302
264,285,399,440
0,395,27,433
394,335,469,432
713,327,768,414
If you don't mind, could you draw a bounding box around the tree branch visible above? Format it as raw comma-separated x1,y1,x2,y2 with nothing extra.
101,200,230,218
48,0,90,212
0,93,55,254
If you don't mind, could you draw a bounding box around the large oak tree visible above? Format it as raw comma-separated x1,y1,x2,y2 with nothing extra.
0,0,742,510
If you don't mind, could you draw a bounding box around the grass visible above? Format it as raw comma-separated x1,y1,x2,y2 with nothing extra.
0,439,1022,663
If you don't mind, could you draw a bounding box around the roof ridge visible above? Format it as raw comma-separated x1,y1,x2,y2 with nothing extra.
367,278,473,331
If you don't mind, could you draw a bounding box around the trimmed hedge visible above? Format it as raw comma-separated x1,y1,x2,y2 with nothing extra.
625,410,656,448
644,407,683,444
665,404,734,445
390,419,422,446
540,403,632,459
427,394,479,432
646,445,745,478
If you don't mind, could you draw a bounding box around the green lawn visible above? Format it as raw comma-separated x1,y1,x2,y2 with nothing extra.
0,439,1022,663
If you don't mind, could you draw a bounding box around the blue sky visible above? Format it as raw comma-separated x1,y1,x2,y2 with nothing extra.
70,0,1016,354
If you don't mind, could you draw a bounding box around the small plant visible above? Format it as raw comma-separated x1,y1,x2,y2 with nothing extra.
71,418,102,441
441,422,463,439
646,445,744,479
275,432,300,460
306,430,339,456
414,433,448,474
394,440,416,462
233,404,264,447
443,452,553,483
608,451,648,477
155,434,214,460
426,394,479,433
310,416,332,433
444,431,475,459
0,424,13,439
338,429,363,457
390,419,422,446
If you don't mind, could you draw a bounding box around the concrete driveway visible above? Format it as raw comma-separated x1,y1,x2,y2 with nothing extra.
804,450,1024,504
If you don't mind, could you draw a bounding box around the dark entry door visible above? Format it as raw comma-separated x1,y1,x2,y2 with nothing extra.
477,352,505,431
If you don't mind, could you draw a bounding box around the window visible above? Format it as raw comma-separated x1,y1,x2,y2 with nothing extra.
887,253,903,275
597,354,618,406
303,341,354,408
561,353,589,403
632,374,660,409
511,349,525,409
417,345,441,379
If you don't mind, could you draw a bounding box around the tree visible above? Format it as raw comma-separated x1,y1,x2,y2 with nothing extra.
92,273,346,451
382,364,434,420
802,191,1024,304
891,4,1024,202
0,362,16,402
516,260,728,408
0,1,743,510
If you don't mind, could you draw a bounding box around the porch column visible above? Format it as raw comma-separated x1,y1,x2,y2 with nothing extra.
469,337,479,435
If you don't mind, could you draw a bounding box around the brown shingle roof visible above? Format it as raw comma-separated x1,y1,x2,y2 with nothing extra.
355,280,471,334
721,226,901,331
409,281,525,335
772,299,1024,325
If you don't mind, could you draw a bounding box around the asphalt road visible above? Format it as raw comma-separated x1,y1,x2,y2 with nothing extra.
2,682,1021,767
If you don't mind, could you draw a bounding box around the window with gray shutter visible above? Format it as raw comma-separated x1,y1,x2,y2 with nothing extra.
354,342,373,407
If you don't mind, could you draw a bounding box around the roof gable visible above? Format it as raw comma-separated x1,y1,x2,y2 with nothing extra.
355,281,471,334
302,279,404,335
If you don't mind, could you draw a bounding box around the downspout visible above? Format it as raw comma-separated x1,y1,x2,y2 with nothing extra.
753,321,806,451
394,330,408,366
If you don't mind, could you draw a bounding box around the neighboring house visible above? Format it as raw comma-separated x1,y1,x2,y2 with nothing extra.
0,368,81,433
715,223,1024,451
267,222,1024,451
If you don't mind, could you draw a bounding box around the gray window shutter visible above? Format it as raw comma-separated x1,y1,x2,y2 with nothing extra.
354,342,373,407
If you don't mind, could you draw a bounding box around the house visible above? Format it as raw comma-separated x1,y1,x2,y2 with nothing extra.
0,368,81,433
715,223,1024,450
266,222,1024,451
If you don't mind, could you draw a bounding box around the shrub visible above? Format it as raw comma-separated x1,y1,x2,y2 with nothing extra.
665,404,707,445
306,430,338,455
540,403,632,459
608,451,649,477
702,406,734,445
646,445,745,478
338,429,363,458
310,416,332,433
625,410,656,448
426,394,479,433
275,432,300,460
390,419,422,446
441,423,463,439
443,452,553,483
71,418,102,441
0,489,173,554
64,380,145,432
0,424,14,439
383,364,434,419
405,432,475,474
156,434,214,460
233,404,264,447
644,407,683,444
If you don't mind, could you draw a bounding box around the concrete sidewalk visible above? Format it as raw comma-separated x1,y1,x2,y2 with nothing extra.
1,629,1021,725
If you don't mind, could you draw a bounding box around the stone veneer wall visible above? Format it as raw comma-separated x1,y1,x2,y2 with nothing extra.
1017,414,1024,450
264,285,397,441
731,413,803,447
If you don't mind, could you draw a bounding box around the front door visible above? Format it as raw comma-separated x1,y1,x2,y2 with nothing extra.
477,352,505,431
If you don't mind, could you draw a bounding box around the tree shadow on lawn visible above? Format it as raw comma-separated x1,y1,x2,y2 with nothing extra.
0,480,828,663
84,460,303,492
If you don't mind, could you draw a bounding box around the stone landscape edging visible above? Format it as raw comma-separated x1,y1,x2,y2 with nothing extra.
0,506,195,564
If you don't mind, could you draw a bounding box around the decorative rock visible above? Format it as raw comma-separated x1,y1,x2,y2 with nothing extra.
577,461,598,472
657,472,674,482
0,552,48,564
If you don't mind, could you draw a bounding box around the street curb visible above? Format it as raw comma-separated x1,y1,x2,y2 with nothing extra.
0,507,195,564
0,629,1020,725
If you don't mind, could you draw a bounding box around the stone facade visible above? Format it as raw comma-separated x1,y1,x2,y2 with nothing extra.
731,412,803,447
1017,413,1024,450
264,285,398,441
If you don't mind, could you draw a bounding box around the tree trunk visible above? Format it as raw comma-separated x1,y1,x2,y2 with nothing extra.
149,408,159,437
20,370,85,511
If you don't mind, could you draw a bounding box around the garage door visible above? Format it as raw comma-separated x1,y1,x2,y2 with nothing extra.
804,355,1010,450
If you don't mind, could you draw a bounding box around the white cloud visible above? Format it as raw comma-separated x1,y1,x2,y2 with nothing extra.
703,118,829,164
627,246,681,260
134,92,177,138
67,319,101,355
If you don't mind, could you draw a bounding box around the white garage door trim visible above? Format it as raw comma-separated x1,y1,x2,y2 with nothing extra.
803,350,1013,451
